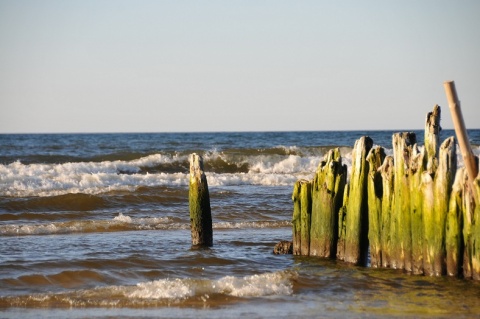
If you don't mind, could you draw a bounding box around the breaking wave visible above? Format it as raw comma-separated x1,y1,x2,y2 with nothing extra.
0,213,291,236
0,270,296,308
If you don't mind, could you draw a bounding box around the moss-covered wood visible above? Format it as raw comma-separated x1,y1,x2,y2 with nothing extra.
366,146,386,267
336,187,348,261
288,104,479,280
446,167,464,276
409,147,425,275
392,132,416,271
292,179,312,256
342,136,373,266
463,173,480,279
436,137,456,272
310,149,346,258
189,153,213,247
472,177,480,280
379,156,395,268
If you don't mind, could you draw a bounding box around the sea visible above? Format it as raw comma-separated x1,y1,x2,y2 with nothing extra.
1,130,480,319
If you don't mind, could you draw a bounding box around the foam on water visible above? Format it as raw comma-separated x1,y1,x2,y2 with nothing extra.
0,213,290,236
1,144,474,198
0,270,295,308
0,214,175,236
0,152,322,197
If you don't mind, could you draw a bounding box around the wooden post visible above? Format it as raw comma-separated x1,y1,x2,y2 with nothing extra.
423,137,456,276
310,148,347,258
444,81,479,205
392,132,416,271
463,171,475,279
446,167,465,277
336,187,348,261
343,136,373,266
380,156,395,268
292,179,312,256
424,105,441,167
410,146,425,275
189,153,213,247
366,146,386,267
472,178,480,280
410,105,443,275
292,181,302,255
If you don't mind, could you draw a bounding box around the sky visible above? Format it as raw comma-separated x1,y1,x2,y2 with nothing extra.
1,0,479,133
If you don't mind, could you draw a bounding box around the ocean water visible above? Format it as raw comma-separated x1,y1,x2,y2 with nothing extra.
1,130,480,319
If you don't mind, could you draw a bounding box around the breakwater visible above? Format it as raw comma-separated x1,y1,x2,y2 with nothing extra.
292,105,480,279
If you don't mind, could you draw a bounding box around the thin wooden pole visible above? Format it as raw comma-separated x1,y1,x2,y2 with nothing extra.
444,81,478,205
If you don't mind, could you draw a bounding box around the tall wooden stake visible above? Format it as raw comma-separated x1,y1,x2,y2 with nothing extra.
444,81,479,205
189,153,213,247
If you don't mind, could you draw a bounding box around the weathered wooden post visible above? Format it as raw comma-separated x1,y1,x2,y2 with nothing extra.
189,153,213,247
424,105,441,167
379,156,395,268
472,178,480,280
341,136,373,265
336,187,348,261
392,132,416,271
410,105,442,275
366,146,386,267
463,173,478,279
310,148,347,258
409,146,425,275
292,179,312,256
423,137,456,276
446,167,464,277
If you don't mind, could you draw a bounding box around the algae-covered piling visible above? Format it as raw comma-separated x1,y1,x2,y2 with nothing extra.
289,102,479,280
292,179,312,255
341,136,372,266
189,153,213,247
310,149,346,258
366,146,386,268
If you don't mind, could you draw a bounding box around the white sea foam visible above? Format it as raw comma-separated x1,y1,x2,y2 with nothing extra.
128,278,194,299
0,271,295,308
0,214,290,236
2,146,472,198
0,214,173,236
0,153,320,197
127,271,294,300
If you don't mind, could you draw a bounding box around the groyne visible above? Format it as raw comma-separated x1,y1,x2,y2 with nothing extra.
291,104,480,279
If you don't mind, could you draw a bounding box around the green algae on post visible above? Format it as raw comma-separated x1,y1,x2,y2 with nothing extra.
366,146,386,267
292,179,312,255
189,153,213,247
342,136,373,266
446,167,464,277
392,132,416,271
379,156,395,269
310,148,346,258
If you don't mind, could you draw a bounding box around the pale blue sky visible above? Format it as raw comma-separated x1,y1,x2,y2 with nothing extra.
1,0,479,133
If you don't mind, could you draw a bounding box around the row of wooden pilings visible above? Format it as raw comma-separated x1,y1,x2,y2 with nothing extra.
292,105,480,279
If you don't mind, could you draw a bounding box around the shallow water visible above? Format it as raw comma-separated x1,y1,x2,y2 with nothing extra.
1,131,480,318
